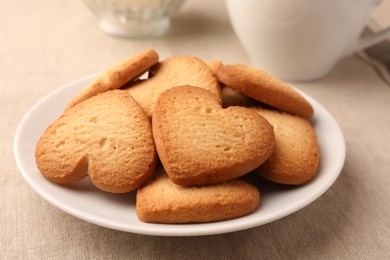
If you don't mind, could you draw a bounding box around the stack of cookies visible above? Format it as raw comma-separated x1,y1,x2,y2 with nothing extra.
35,49,319,224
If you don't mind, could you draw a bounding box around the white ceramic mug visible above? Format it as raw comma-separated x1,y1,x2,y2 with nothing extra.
226,0,390,81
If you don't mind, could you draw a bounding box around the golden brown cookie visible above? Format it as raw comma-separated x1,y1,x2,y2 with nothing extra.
124,56,222,117
206,60,223,76
251,107,319,185
217,64,314,118
35,90,157,193
136,167,260,223
66,49,159,110
152,86,275,186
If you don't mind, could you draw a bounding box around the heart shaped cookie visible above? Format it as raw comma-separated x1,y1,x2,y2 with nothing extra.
124,56,221,117
251,107,319,185
66,49,159,110
152,86,275,186
216,64,314,118
136,167,260,223
35,90,157,193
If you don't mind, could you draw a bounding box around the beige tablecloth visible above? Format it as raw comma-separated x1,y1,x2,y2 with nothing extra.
2,0,390,259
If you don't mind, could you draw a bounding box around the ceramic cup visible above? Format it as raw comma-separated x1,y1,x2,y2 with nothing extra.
84,0,185,38
226,0,390,81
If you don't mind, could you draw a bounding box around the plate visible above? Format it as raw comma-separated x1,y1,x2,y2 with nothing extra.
14,73,346,236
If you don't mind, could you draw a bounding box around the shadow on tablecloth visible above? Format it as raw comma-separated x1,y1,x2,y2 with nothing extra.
358,38,390,86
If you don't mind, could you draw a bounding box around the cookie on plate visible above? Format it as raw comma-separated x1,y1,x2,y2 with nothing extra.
216,64,313,118
205,60,223,76
35,90,157,193
124,56,221,117
152,86,275,186
206,61,257,108
251,106,319,185
136,167,260,223
66,49,159,110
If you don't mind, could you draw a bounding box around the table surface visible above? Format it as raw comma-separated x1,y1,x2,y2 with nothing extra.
2,0,390,259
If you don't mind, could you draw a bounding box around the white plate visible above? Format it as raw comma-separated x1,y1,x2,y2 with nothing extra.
14,73,346,236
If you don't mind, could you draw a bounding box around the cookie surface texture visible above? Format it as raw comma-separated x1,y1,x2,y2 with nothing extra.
205,60,223,76
125,56,221,117
66,49,159,110
252,107,319,185
217,64,313,118
35,90,157,193
136,167,260,223
152,86,275,186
